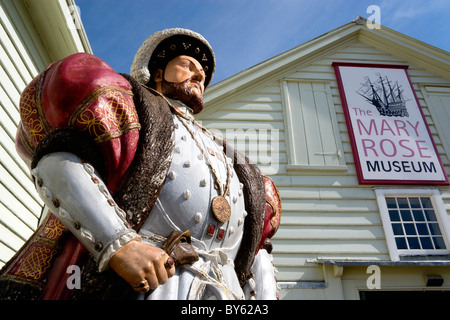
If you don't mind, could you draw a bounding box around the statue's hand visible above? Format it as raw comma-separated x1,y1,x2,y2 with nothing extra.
108,240,176,293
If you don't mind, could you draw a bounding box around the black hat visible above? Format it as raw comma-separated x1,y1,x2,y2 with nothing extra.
131,28,215,87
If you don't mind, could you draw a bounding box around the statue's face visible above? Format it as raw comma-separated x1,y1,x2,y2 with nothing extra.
155,55,206,113
163,55,205,97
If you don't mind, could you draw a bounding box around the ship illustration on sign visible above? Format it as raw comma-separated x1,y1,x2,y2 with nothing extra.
357,73,409,117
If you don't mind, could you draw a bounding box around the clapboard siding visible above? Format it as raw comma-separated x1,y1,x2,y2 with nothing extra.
0,1,47,76
0,0,91,267
0,0,46,266
200,37,450,288
422,86,450,167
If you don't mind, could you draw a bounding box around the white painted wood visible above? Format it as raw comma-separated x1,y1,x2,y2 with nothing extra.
421,87,450,161
200,23,450,299
0,2,40,76
0,0,90,267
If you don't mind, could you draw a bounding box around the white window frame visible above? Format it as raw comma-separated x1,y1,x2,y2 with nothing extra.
375,188,450,261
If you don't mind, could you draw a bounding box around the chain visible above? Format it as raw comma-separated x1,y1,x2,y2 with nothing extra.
142,84,231,197
176,114,231,197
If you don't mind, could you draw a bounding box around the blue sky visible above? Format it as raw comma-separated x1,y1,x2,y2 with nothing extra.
75,0,450,85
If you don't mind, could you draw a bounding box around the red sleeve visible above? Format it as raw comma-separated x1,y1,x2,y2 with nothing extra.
17,53,140,194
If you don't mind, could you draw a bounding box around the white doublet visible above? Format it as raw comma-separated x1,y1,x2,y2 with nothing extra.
139,109,247,299
33,103,278,300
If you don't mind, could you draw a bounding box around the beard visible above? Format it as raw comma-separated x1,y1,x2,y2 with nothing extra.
160,78,204,114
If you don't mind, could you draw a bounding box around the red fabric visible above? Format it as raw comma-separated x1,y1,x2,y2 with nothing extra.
17,52,140,194
40,234,89,300
41,53,131,128
14,53,142,299
40,53,139,193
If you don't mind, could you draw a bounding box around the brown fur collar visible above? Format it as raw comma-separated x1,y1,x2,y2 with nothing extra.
114,74,174,230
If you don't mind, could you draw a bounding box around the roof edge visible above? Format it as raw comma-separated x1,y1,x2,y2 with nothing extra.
204,17,450,108
203,20,360,108
24,0,92,62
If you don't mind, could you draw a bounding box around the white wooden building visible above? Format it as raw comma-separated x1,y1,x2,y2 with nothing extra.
0,0,91,268
200,17,450,299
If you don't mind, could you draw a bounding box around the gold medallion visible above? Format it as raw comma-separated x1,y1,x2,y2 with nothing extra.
211,196,231,223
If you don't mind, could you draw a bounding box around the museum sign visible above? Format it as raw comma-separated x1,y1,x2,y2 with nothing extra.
333,62,448,185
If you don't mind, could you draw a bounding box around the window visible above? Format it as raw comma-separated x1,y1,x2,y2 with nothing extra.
386,196,445,250
282,80,347,172
376,188,450,261
421,86,450,161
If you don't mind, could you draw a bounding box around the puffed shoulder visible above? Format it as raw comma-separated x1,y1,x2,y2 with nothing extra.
41,53,132,128
16,53,140,186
